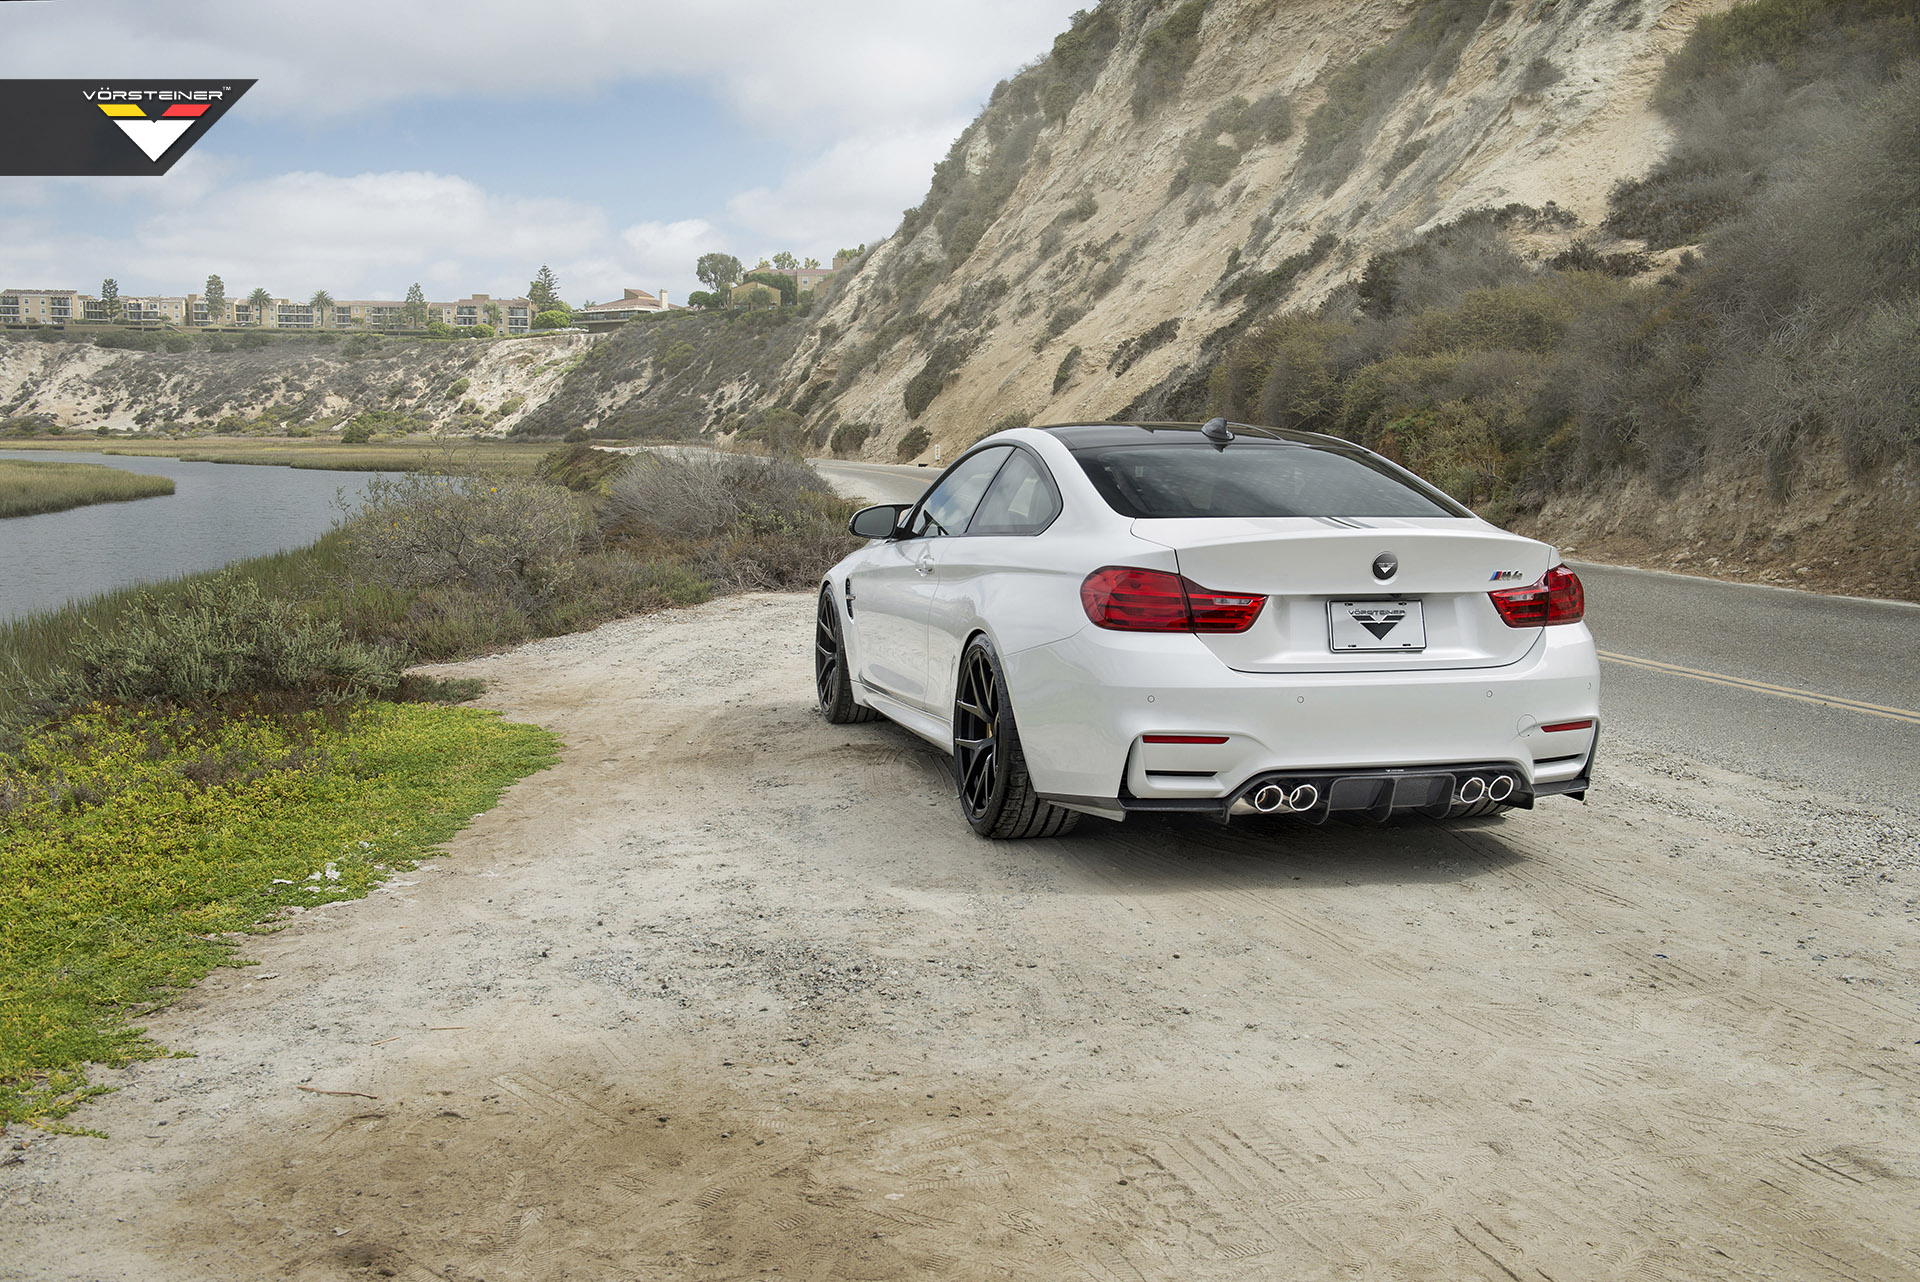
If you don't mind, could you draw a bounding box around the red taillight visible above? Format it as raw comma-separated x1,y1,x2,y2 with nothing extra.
1490,564,1585,627
1080,566,1266,634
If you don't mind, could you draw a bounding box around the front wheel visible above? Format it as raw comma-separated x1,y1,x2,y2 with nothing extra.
815,588,878,724
951,635,1078,839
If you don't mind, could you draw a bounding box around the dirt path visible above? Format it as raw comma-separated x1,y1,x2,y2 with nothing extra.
5,593,1918,1281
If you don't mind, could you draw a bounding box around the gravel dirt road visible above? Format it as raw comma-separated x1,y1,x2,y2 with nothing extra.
5,592,1918,1281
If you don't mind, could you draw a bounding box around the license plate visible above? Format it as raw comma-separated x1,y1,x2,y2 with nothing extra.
1328,599,1426,652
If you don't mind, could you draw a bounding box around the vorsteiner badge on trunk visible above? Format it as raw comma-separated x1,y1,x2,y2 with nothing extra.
1372,552,1397,580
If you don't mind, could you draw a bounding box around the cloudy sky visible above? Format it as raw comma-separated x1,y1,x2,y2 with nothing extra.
0,1,1083,305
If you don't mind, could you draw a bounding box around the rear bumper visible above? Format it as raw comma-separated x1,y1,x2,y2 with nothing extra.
1002,622,1600,815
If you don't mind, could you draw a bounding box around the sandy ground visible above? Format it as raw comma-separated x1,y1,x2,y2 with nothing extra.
4,592,1918,1281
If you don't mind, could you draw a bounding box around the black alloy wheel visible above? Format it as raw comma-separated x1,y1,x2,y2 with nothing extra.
952,635,1077,839
814,588,877,724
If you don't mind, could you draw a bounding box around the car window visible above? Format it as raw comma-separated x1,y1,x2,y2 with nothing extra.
1073,442,1469,518
966,449,1060,536
910,447,1012,537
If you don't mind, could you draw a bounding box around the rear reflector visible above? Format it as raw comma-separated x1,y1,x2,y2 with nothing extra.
1081,566,1266,633
1490,564,1585,627
1142,734,1229,744
1539,719,1595,734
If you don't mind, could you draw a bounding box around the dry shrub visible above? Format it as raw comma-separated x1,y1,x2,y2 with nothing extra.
341,471,590,607
601,452,858,590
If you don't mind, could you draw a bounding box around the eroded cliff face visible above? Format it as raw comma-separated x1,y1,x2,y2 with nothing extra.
0,331,597,435
785,0,1733,460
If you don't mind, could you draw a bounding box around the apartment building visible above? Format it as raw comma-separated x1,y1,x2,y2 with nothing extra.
0,288,80,324
4,286,536,332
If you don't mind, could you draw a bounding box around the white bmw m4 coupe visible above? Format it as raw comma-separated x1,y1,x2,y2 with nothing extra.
814,419,1600,839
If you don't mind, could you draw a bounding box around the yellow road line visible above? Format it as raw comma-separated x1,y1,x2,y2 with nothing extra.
1598,651,1920,725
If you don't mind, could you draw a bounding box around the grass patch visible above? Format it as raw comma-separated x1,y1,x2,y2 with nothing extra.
0,460,175,518
0,699,557,1126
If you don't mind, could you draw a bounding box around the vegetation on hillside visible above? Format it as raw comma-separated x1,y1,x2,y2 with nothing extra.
1173,0,1920,520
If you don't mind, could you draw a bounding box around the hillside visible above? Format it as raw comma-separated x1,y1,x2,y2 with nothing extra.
0,330,592,436
787,0,1722,452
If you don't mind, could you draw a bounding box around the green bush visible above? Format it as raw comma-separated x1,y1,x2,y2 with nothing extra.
904,341,971,418
1133,0,1209,118
896,426,932,460
31,579,400,712
532,310,571,330
443,377,470,400
1109,320,1181,375
339,422,372,444
829,420,874,456
1053,345,1082,393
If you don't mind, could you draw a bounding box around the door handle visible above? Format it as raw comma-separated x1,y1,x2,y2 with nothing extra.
914,550,935,575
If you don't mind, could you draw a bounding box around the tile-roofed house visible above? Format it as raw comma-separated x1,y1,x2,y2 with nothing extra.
576,288,670,326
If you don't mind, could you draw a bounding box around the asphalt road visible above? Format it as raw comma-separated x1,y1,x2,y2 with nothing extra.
811,456,1920,818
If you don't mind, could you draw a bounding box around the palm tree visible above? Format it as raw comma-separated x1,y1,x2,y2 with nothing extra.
484,302,503,330
247,287,272,327
310,289,334,331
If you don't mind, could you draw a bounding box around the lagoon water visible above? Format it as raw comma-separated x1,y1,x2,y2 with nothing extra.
0,449,405,621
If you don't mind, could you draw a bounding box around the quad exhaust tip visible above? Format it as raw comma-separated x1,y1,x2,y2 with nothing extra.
1458,776,1486,805
1289,783,1319,811
1487,773,1515,802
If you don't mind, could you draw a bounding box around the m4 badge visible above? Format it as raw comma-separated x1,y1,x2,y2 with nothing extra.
1489,570,1527,582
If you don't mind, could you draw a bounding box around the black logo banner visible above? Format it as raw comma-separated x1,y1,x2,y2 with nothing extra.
0,79,254,175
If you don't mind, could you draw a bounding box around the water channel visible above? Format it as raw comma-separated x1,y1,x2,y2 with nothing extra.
0,449,406,621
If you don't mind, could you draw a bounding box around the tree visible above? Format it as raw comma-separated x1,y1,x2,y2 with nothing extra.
99,278,121,322
686,290,717,309
484,302,503,329
310,289,334,330
528,265,561,313
532,309,572,330
695,253,741,294
803,257,820,269
402,282,428,329
771,251,798,271
247,287,272,327
203,274,225,326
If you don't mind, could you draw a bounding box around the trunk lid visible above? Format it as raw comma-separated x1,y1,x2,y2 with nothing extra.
1134,516,1551,672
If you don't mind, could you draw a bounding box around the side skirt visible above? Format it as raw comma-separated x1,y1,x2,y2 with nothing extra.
856,682,954,754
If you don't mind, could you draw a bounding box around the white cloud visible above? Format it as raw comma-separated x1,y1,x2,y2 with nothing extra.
726,121,968,256
0,1,1089,301
43,169,606,299
4,0,1082,136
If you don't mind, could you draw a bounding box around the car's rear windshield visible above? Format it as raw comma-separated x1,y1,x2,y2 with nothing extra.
1073,442,1469,519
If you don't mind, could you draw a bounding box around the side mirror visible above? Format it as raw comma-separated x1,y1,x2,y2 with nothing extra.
849,503,908,539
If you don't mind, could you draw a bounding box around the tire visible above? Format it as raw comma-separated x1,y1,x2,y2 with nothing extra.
815,588,879,724
951,634,1079,839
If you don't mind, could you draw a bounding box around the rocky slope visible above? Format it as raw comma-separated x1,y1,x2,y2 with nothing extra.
0,331,592,436
782,0,1735,459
